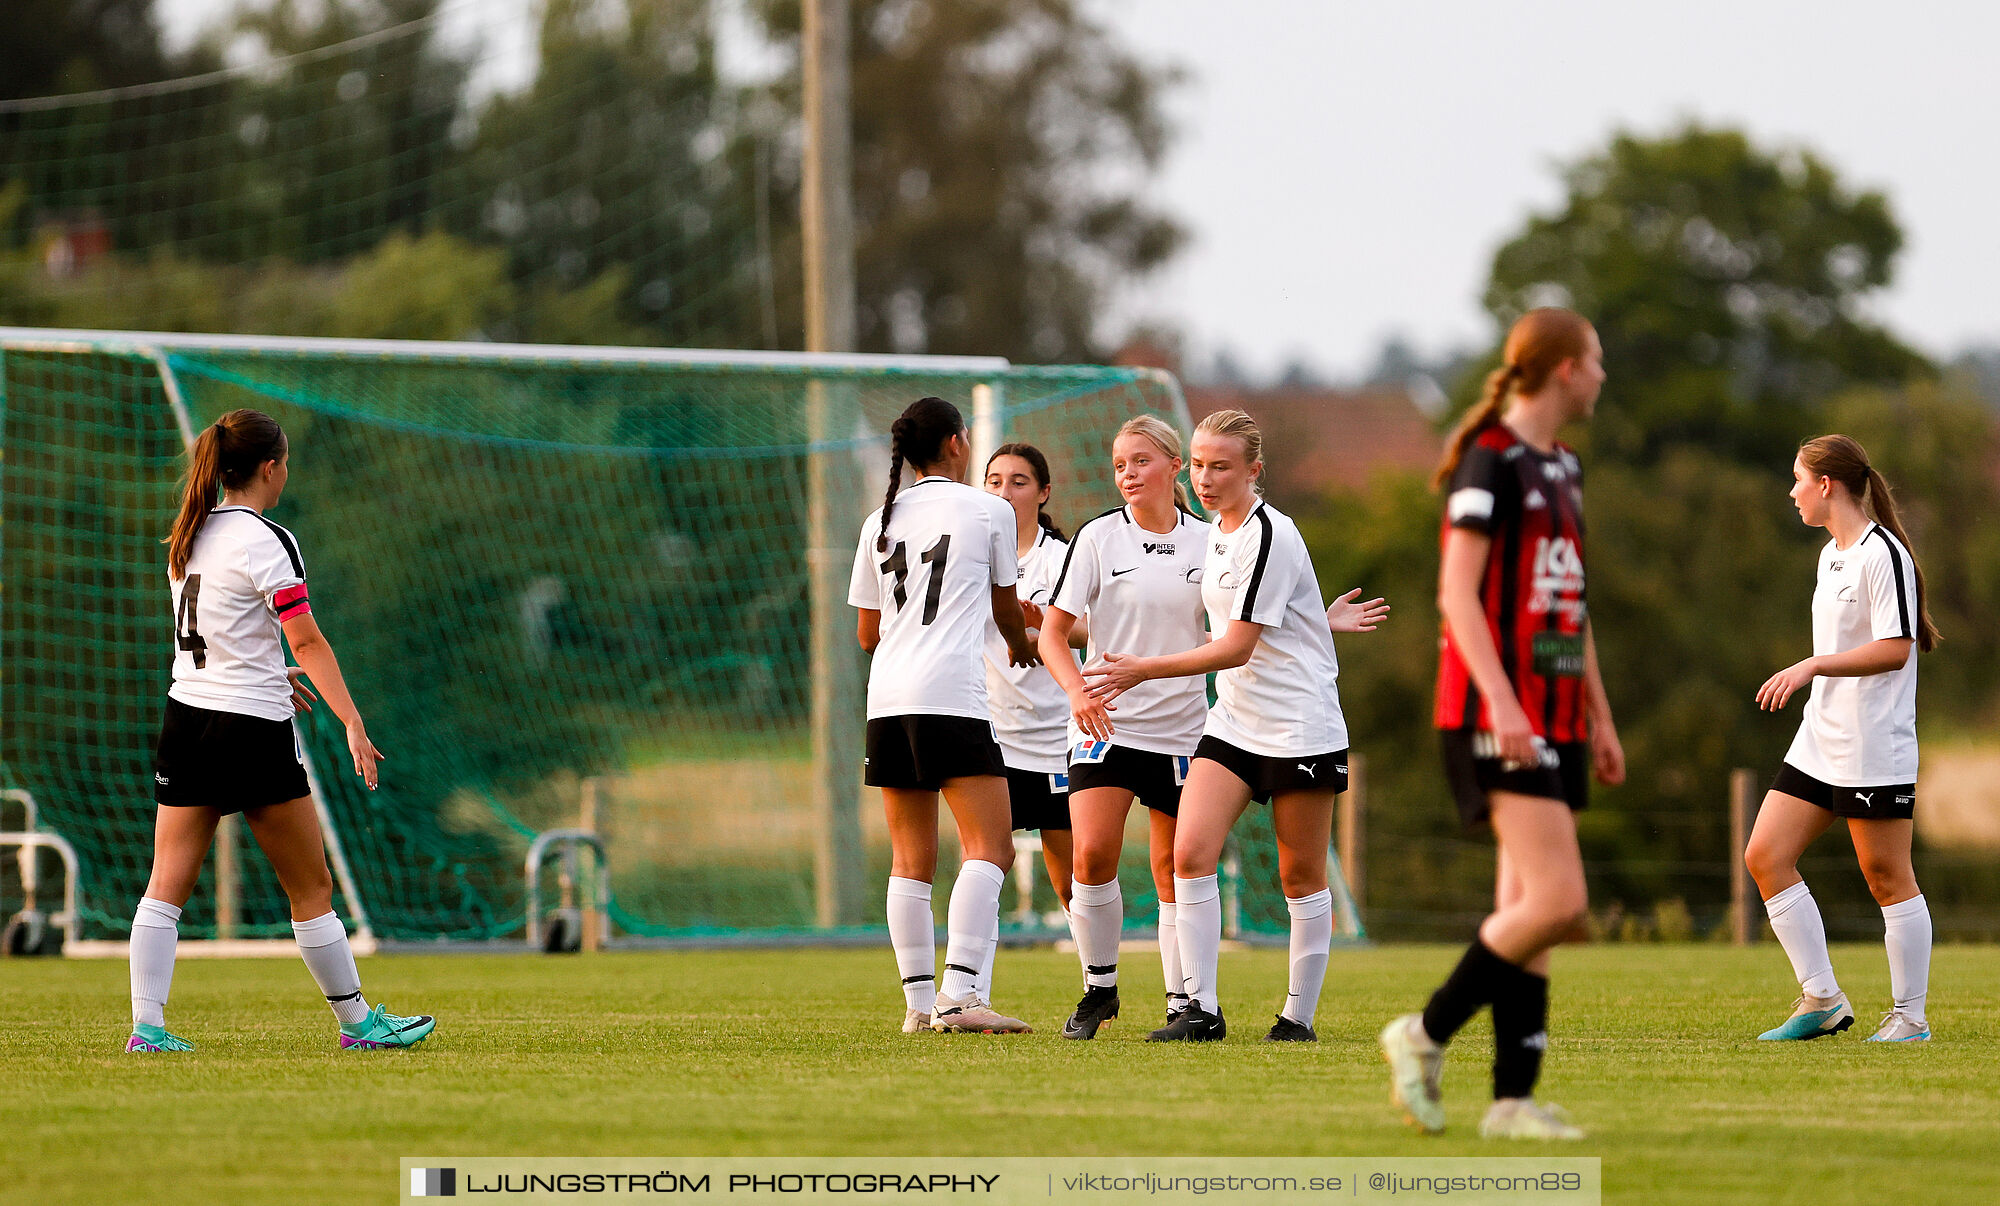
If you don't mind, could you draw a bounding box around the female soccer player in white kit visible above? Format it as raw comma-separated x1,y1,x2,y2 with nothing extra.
971,442,1083,1005
129,408,432,1053
851,397,1041,1035
1746,434,1938,1042
1082,409,1387,1043
1039,415,1209,1039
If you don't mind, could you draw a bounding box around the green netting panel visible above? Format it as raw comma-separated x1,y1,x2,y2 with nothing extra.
0,3,786,349
0,337,1340,943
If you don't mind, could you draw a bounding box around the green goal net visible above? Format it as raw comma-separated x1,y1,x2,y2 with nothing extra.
1,329,1352,945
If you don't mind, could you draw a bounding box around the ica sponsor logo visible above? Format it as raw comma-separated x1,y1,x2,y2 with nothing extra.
1528,536,1586,619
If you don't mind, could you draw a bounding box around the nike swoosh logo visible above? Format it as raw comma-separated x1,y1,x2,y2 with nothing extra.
391,1018,430,1033
1111,567,1136,577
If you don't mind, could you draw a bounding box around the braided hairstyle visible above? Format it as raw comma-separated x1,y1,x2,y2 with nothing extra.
986,442,1066,540
1432,307,1594,491
877,396,966,552
1799,434,1940,652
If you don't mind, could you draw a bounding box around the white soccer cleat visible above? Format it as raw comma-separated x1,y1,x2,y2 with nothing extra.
1479,1098,1586,1141
1864,1009,1931,1042
1379,1014,1446,1134
931,993,1032,1034
901,1009,932,1034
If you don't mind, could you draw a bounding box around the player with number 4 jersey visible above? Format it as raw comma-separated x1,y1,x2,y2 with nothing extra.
131,408,431,1057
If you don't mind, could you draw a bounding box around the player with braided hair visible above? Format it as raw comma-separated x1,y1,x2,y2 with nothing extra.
851,397,1041,1034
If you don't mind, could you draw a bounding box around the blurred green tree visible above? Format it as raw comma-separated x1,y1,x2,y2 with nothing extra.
1483,123,1930,466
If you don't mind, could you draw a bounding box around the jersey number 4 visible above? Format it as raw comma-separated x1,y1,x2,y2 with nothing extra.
175,574,208,668
880,535,950,624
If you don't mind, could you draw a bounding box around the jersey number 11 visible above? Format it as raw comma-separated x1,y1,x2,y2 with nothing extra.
880,536,950,625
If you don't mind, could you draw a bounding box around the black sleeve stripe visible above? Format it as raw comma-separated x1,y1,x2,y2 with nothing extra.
1868,526,1913,639
250,515,305,580
1048,507,1122,604
1235,507,1275,621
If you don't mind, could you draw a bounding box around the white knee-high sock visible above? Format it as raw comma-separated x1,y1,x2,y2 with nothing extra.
292,911,370,1025
1282,889,1333,1027
886,877,936,1013
1881,894,1932,1023
941,860,1006,1001
1158,901,1187,1009
129,897,181,1028
1174,874,1221,1014
1765,881,1840,998
1069,878,1123,988
972,909,1000,1002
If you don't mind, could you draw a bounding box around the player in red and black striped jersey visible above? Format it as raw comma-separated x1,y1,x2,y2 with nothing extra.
1433,426,1589,748
1380,308,1625,1142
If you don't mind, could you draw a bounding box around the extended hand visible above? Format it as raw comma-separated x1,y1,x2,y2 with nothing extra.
1081,652,1148,704
1327,588,1390,633
347,721,386,791
1756,658,1818,711
287,667,319,714
1068,688,1115,743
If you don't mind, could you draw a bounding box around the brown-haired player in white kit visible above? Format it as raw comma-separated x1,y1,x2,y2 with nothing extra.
1081,409,1389,1044
129,408,432,1054
1746,434,1938,1044
851,396,1041,1035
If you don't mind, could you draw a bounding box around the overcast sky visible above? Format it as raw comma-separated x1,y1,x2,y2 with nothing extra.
156,0,1999,378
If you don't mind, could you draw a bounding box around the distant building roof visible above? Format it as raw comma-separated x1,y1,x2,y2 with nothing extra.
1184,384,1441,500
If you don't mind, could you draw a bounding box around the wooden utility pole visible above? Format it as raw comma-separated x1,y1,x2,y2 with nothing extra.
804,0,865,927
1730,769,1757,945
1338,754,1366,912
802,0,855,354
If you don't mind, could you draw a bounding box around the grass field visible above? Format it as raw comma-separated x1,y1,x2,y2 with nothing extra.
5,943,1997,1205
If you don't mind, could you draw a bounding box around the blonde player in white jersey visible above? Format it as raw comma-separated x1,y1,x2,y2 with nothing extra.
970,441,1085,1006
1746,434,1939,1043
1039,415,1208,1039
128,408,432,1054
850,396,1041,1035
1083,409,1387,1042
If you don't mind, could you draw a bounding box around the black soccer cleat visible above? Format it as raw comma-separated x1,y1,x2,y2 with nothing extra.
1146,1001,1226,1042
1263,1014,1317,1042
1164,992,1191,1027
1061,985,1121,1040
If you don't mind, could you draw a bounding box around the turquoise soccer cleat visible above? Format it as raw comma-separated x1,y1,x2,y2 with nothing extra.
339,1003,436,1050
1757,992,1854,1040
126,1023,194,1053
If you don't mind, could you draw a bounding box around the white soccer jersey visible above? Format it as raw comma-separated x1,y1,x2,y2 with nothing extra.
1785,523,1921,786
850,476,1018,721
984,527,1074,772
1048,506,1208,756
1200,499,1348,757
168,506,312,723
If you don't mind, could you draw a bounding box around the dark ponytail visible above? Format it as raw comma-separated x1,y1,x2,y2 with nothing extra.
877,396,964,552
987,441,1065,540
165,408,287,579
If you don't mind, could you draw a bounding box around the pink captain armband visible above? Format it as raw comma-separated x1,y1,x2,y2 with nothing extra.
273,583,312,620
